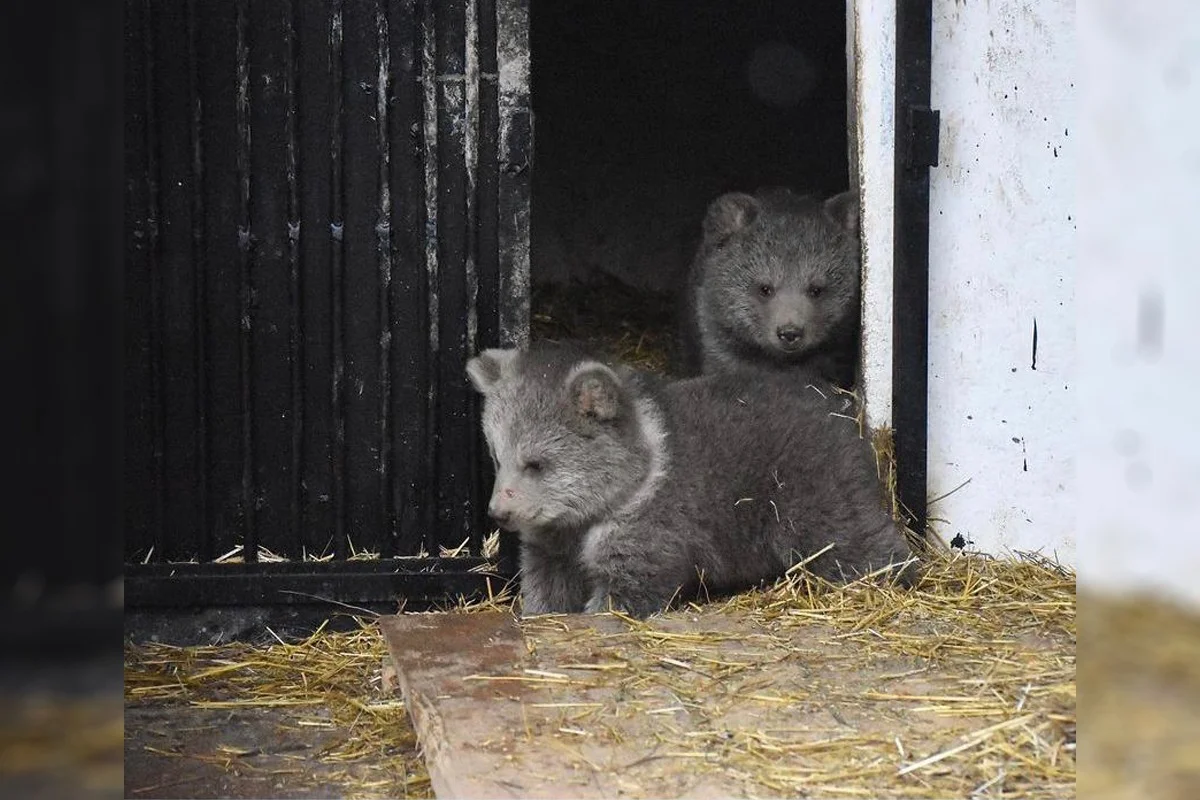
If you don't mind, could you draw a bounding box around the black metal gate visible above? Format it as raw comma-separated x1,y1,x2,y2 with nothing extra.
124,0,529,612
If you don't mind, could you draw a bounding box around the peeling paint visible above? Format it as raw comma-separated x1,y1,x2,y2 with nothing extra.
376,1,395,532
495,0,530,348
464,0,480,353
422,0,439,354
496,0,530,98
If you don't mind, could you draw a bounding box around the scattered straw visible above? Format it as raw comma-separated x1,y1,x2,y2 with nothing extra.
495,548,1076,799
133,533,501,567
125,549,1074,798
124,618,433,799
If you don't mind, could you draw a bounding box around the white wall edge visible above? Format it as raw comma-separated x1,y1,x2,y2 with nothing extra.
851,0,896,432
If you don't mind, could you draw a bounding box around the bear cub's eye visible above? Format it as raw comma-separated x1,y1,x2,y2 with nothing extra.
757,283,775,299
522,459,544,475
806,284,825,299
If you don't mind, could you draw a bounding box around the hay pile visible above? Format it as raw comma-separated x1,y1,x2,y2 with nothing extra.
126,549,1075,798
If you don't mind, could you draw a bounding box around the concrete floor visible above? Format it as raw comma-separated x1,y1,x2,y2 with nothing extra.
123,704,394,799
122,641,431,800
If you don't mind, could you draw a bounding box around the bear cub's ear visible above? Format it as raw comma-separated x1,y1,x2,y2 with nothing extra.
566,362,624,423
466,348,519,394
822,190,859,237
703,192,761,245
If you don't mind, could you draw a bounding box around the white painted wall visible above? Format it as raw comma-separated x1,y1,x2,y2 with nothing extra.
853,1,1200,596
1075,1,1200,608
923,0,1076,560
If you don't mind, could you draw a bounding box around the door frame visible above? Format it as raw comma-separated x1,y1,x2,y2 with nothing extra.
850,0,938,536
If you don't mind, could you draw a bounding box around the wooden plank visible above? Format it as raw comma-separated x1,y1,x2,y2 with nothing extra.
379,612,543,799
379,611,724,799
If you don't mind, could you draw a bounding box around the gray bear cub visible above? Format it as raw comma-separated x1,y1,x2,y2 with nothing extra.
467,341,916,618
682,187,861,388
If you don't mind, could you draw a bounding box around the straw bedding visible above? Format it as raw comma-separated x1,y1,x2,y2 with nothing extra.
125,547,1077,798
473,550,1075,798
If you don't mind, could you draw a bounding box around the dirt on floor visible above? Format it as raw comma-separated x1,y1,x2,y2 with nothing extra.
123,704,423,799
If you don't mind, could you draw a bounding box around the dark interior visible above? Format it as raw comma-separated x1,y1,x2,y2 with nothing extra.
529,0,848,370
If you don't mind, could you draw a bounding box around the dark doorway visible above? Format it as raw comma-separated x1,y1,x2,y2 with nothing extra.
529,0,849,366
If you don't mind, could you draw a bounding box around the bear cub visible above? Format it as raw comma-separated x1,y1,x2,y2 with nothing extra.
467,342,917,618
681,187,861,388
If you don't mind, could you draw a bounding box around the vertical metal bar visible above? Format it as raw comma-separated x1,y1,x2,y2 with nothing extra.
434,0,470,550
495,0,530,350
185,0,211,562
245,0,292,559
330,0,348,560
155,0,202,562
892,0,934,538
475,0,500,557
142,0,167,563
124,0,151,561
341,0,386,556
421,0,440,555
494,0,530,575
388,0,430,558
235,0,257,563
375,0,395,557
293,0,334,560
285,0,305,557
463,0,482,555
475,0,498,352
464,0,478,359
189,0,241,564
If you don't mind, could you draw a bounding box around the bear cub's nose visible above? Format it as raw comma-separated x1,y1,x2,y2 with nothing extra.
488,502,512,528
776,325,804,344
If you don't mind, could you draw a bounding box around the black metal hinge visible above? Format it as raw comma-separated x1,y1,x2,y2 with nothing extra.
904,105,941,169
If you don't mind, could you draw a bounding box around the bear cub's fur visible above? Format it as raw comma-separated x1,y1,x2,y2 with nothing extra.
681,187,861,388
467,341,917,617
